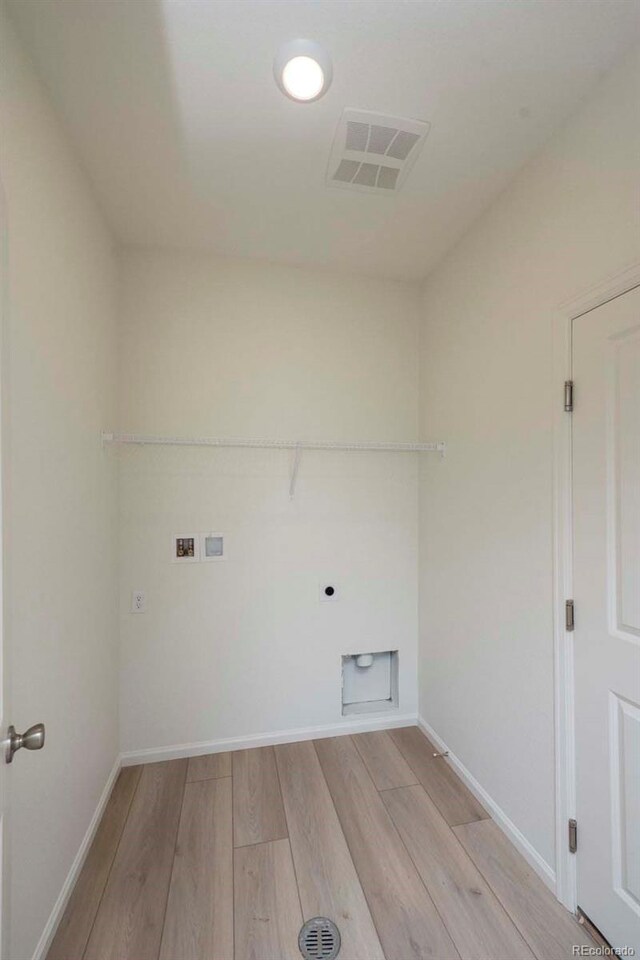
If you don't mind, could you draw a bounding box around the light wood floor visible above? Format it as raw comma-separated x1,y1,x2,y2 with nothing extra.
47,726,595,960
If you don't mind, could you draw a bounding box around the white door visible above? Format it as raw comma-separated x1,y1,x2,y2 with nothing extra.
0,175,7,959
573,285,640,952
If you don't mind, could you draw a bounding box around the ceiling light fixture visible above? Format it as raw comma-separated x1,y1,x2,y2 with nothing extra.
274,39,332,102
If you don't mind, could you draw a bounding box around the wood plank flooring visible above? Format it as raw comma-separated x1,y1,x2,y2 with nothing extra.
159,778,233,960
187,751,232,783
381,785,534,960
234,839,302,960
47,766,142,960
83,759,187,960
232,745,288,848
352,730,418,791
48,727,594,960
275,740,385,960
315,734,459,960
453,819,595,959
389,726,489,826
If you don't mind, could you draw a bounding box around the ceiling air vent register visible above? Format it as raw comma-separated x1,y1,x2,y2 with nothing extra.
327,109,430,194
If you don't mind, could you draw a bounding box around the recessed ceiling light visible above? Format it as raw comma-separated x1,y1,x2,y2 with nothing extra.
282,56,324,101
274,39,332,103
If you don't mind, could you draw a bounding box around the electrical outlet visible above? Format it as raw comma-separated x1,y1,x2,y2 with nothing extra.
319,582,339,602
131,590,146,614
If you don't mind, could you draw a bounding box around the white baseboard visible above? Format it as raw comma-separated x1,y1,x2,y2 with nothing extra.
32,753,122,960
121,712,418,766
417,715,557,893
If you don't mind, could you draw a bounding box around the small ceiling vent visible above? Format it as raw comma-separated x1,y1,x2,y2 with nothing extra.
327,109,430,195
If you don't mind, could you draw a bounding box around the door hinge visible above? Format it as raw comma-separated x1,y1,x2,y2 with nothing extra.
565,599,575,632
564,380,574,412
569,818,578,853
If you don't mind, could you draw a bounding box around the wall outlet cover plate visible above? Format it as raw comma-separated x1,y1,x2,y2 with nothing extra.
131,590,146,613
201,533,225,561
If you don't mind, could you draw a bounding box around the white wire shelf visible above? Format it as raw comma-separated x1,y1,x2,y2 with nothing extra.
102,432,446,498
103,433,444,453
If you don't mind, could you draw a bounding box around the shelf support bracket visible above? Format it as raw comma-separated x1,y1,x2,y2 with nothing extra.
289,443,303,499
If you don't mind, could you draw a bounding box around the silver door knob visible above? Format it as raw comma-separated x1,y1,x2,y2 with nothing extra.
6,723,45,763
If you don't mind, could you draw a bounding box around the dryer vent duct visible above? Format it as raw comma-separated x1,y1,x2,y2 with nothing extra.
327,109,430,194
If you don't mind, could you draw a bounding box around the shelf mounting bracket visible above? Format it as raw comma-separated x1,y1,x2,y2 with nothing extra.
289,443,303,499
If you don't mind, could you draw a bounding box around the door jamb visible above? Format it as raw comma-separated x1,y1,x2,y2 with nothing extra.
552,260,640,911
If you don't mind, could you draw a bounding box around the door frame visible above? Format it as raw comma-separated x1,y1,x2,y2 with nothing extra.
552,260,640,912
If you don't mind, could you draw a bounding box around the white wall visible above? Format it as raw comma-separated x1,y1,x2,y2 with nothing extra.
418,47,640,873
0,11,119,959
118,251,420,754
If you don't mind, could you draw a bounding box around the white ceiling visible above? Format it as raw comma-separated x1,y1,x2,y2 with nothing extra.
8,0,640,281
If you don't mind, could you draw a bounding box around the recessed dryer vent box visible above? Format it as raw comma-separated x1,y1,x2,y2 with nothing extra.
342,650,398,716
